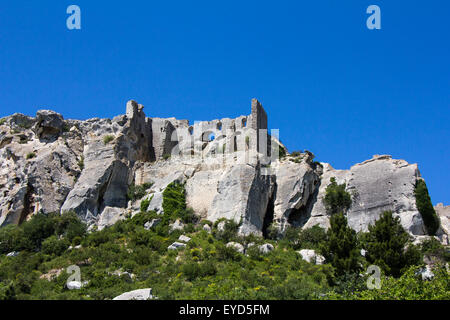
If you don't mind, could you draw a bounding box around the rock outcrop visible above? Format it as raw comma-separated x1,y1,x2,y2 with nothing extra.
0,99,447,244
306,155,426,236
112,288,154,300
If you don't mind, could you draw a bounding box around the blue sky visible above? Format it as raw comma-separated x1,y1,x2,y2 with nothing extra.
0,1,449,204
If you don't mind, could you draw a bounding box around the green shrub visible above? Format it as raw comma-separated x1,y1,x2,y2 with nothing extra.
162,154,171,160
103,135,115,144
127,183,153,202
162,182,186,217
213,219,240,243
0,225,25,254
0,118,6,126
265,223,280,240
140,199,150,212
55,211,87,242
420,237,450,263
298,225,328,250
77,156,84,171
361,211,422,278
19,135,29,144
179,207,198,224
41,236,69,256
320,212,361,277
26,152,36,160
21,213,57,251
323,177,352,215
327,265,450,300
414,180,440,235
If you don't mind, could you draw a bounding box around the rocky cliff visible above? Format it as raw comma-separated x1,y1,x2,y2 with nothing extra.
0,99,447,244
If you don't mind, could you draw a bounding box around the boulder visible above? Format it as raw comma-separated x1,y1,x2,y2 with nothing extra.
203,224,212,233
169,219,184,233
6,251,19,257
226,242,244,254
178,235,191,243
258,243,274,254
297,249,325,265
34,110,64,140
168,242,187,250
66,281,82,290
113,288,153,300
416,265,435,281
144,219,161,230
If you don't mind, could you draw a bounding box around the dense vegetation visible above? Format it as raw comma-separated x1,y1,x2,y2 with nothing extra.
415,179,440,235
0,181,448,300
323,177,352,215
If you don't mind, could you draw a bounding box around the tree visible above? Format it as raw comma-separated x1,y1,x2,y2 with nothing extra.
320,212,361,276
362,211,422,278
323,177,352,215
414,180,440,235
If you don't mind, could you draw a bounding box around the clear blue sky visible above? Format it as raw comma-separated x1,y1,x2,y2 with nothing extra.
0,1,449,204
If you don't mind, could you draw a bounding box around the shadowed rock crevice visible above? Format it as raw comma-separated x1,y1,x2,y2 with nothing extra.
262,184,276,238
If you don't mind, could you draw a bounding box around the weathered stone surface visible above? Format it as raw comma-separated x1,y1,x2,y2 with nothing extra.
113,288,153,300
207,162,274,236
272,159,319,232
34,110,64,141
306,155,428,237
97,207,126,231
0,99,447,246
297,249,325,265
435,203,450,240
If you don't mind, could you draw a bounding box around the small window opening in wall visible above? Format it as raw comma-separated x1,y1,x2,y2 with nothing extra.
188,127,194,135
217,122,223,131
209,133,215,141
242,118,247,128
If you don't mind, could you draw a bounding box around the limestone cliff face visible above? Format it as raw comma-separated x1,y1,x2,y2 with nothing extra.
0,99,447,243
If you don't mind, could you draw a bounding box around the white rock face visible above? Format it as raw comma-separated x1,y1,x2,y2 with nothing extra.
97,207,126,231
272,159,319,232
306,155,428,237
0,100,446,245
435,203,450,239
297,249,325,265
113,288,153,300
